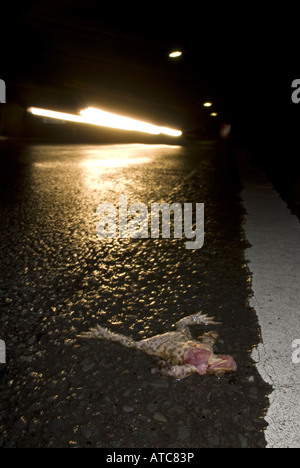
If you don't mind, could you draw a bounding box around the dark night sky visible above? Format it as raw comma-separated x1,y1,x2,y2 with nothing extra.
1,1,300,145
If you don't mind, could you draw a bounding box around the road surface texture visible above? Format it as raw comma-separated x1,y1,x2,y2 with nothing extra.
0,140,270,448
237,149,300,448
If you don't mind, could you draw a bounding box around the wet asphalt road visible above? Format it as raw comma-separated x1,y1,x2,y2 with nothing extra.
0,140,271,448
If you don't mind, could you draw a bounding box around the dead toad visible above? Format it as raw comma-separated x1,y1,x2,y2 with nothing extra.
78,311,237,379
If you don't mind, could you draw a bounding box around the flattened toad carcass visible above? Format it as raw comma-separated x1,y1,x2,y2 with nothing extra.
78,311,237,379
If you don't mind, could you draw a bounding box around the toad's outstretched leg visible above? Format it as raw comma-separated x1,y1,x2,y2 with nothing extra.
152,361,198,379
78,312,220,353
78,323,137,349
174,311,222,331
78,323,179,357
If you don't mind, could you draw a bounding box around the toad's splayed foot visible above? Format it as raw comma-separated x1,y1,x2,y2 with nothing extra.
78,312,237,379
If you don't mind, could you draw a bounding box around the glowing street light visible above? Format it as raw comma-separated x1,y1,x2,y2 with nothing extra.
168,51,182,58
203,102,212,107
210,112,218,117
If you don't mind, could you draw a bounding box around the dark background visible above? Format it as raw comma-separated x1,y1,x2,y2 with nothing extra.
1,2,300,176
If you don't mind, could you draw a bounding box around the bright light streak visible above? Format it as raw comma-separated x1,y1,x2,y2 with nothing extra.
169,51,182,58
27,106,182,137
203,102,212,107
28,107,84,123
80,107,183,137
80,107,160,134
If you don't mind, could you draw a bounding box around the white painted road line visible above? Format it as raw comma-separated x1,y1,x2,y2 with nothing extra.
238,152,300,448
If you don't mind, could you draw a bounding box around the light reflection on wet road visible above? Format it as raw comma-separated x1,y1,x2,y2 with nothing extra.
0,141,271,448
0,143,209,333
